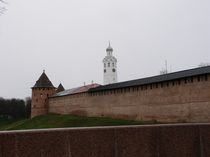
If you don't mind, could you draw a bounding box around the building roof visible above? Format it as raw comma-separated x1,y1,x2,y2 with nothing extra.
52,83,100,97
32,71,55,88
89,66,210,92
103,55,117,63
106,42,113,52
56,83,65,93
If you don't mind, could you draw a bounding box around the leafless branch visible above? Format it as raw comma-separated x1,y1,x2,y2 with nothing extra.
198,62,210,67
0,0,6,4
0,0,7,15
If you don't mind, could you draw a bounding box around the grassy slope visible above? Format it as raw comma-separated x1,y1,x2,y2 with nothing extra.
0,114,156,131
0,118,16,128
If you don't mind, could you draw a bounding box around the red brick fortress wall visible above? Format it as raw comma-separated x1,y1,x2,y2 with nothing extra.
49,74,210,122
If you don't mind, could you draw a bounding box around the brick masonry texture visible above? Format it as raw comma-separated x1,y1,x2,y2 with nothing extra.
31,88,56,117
49,75,210,122
0,124,210,157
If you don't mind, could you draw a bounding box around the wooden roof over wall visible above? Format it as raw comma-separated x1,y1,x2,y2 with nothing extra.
89,66,210,92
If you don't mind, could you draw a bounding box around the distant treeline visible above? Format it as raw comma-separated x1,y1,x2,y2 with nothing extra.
0,97,31,119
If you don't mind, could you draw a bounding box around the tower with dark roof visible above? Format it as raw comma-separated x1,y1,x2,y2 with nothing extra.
31,71,56,118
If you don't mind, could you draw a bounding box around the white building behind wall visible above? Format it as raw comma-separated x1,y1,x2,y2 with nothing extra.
103,42,118,85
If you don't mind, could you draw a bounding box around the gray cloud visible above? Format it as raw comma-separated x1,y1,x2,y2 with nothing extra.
0,0,209,98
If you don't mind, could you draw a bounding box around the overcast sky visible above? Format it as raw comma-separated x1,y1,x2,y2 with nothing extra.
0,0,209,99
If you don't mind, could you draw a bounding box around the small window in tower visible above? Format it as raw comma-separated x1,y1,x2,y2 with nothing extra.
112,68,116,72
104,69,106,73
104,63,106,68
40,93,43,98
112,63,114,67
108,62,110,67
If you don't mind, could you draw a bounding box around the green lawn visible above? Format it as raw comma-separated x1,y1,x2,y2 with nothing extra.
0,114,157,131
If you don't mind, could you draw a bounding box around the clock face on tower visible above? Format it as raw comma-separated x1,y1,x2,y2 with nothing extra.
112,68,116,72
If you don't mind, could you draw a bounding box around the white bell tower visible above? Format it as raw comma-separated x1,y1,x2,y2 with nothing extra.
103,42,118,85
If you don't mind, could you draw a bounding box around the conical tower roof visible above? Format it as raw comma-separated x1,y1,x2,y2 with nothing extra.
32,71,55,88
56,83,65,93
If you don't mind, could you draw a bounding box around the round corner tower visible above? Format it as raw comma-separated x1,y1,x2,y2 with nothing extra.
103,42,118,85
31,71,56,118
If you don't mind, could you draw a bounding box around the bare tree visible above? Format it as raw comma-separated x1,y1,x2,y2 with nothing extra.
0,0,6,15
198,62,210,67
159,69,168,75
159,60,170,75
